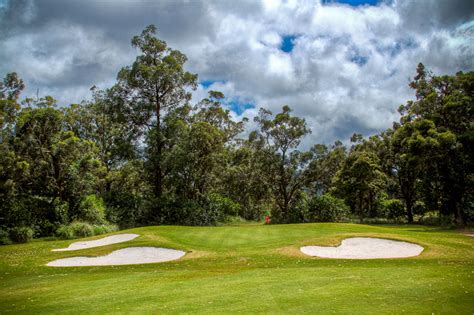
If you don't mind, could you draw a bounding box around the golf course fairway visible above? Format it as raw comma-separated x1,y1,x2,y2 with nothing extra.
0,223,473,314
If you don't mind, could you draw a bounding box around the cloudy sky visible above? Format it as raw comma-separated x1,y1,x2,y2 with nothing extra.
1,0,473,146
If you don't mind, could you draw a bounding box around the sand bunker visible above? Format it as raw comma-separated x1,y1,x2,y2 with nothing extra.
301,237,423,259
47,247,186,266
52,234,139,251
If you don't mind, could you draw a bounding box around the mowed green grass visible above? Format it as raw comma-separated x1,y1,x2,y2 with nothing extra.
0,223,473,314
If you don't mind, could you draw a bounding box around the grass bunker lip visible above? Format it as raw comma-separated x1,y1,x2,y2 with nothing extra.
300,237,424,259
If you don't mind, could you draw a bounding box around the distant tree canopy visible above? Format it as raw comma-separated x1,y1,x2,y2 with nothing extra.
0,26,473,243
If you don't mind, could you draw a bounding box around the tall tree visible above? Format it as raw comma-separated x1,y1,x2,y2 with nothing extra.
333,149,386,223
254,106,312,222
307,141,347,195
398,64,473,225
112,25,197,213
63,88,139,187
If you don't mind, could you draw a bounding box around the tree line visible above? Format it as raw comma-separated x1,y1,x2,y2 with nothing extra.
1,25,472,243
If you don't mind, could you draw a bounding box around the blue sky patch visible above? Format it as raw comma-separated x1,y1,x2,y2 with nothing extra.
280,35,297,53
374,38,418,58
200,80,217,88
227,99,255,115
322,0,378,6
390,38,418,57
350,55,369,66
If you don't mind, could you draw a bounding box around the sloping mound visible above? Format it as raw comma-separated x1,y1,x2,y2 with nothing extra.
52,234,139,251
301,237,423,259
47,247,186,266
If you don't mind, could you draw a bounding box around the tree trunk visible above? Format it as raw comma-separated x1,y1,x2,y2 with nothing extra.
453,200,464,226
154,94,163,213
406,198,414,223
358,194,364,223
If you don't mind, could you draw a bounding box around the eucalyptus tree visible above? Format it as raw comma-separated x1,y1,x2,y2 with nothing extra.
111,25,197,212
333,149,387,223
397,64,473,225
63,88,138,172
254,106,312,222
164,92,244,202
307,141,347,195
0,73,25,230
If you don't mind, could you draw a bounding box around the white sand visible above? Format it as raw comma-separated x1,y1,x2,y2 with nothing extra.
47,247,186,266
301,237,423,259
52,234,139,251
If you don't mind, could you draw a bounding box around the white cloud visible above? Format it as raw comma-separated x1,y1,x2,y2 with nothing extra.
0,0,472,146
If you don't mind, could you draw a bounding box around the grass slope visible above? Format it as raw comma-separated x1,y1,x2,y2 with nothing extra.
0,223,473,314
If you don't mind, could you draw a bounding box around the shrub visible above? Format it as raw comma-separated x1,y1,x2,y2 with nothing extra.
92,224,118,235
9,226,34,243
307,194,349,222
413,200,427,215
222,215,248,225
0,228,12,245
77,195,106,224
418,211,441,226
70,221,94,237
381,199,405,219
56,222,118,239
56,225,75,239
206,193,241,217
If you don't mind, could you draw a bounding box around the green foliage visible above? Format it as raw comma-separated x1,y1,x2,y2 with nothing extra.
417,211,443,226
333,150,387,223
206,193,241,217
68,221,94,238
104,161,149,228
0,228,12,245
92,223,119,235
160,196,228,226
254,106,313,223
56,221,118,239
8,226,33,243
307,194,350,222
396,64,473,225
77,195,106,224
113,24,198,208
413,200,427,215
55,224,75,239
1,36,473,233
381,199,405,219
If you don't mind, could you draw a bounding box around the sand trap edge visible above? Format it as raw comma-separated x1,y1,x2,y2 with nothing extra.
47,247,186,267
300,237,424,259
52,234,140,251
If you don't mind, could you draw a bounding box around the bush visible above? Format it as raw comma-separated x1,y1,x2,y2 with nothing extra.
157,194,237,226
56,221,118,239
9,226,34,243
413,201,427,215
206,193,241,217
70,221,94,237
0,228,12,245
56,225,75,239
381,199,405,219
92,224,118,235
222,215,248,225
307,194,349,222
77,195,106,224
418,211,442,226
